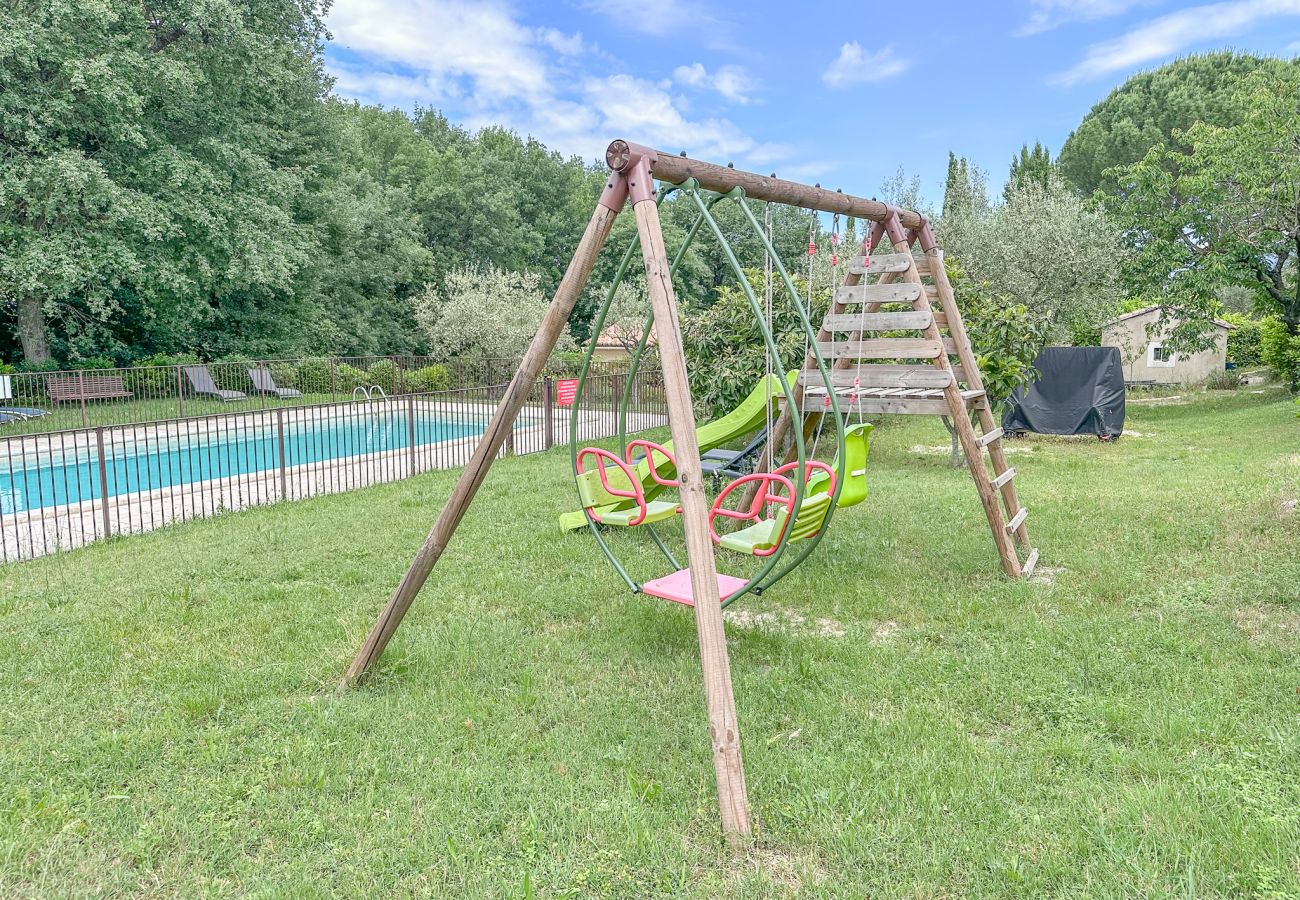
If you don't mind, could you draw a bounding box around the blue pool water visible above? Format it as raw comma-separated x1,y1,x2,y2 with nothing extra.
1,410,491,515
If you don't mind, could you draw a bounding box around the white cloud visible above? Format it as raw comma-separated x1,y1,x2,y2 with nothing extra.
821,42,911,88
1018,0,1150,36
1052,0,1300,84
671,62,757,103
581,74,756,160
580,0,713,36
537,28,587,56
325,0,764,163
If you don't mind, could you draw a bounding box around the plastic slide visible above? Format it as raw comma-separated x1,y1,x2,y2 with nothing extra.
558,372,794,532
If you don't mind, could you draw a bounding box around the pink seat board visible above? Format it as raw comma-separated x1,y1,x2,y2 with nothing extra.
640,568,750,607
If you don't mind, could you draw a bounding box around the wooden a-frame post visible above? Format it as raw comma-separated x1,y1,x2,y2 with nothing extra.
340,143,753,842
622,146,752,842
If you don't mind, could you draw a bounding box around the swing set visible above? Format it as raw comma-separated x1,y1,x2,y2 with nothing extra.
338,142,1041,844
567,179,874,609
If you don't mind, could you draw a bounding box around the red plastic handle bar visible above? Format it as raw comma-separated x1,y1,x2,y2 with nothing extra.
773,459,837,498
626,439,679,488
708,472,796,555
576,446,648,526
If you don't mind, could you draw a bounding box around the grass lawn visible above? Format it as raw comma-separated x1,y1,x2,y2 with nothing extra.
1,389,1297,896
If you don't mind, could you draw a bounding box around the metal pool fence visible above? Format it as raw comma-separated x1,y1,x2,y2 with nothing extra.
0,367,667,563
0,355,638,435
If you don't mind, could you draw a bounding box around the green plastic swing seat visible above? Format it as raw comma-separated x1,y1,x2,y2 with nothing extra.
595,499,681,527
718,491,834,554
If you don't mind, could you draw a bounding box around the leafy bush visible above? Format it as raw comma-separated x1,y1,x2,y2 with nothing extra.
406,364,451,393
949,258,1049,411
1224,313,1265,368
366,359,398,393
335,363,368,392
211,359,254,393
0,362,15,375
268,361,298,391
1259,317,1300,391
1205,369,1241,390
124,353,200,397
296,357,334,393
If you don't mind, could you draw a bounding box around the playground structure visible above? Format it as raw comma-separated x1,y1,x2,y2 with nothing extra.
339,142,1041,843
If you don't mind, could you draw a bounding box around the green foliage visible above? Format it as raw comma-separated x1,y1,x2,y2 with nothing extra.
940,174,1126,343
414,266,576,362
0,362,14,375
1224,314,1265,368
1104,73,1300,359
947,259,1050,409
124,353,200,397
1005,142,1054,202
295,358,334,394
405,364,451,394
682,269,826,418
942,154,988,219
334,363,368,392
364,359,399,394
1205,369,1241,391
1058,52,1300,194
1260,318,1300,391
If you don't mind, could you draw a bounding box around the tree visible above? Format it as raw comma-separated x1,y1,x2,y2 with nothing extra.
0,0,334,364
682,269,827,419
939,174,1127,343
413,265,575,362
1005,142,1054,201
1058,52,1300,195
1104,74,1300,388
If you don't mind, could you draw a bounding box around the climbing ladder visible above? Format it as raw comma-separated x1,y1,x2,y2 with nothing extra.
793,211,1038,578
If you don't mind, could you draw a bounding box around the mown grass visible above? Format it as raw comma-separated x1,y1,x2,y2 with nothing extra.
1,389,1297,897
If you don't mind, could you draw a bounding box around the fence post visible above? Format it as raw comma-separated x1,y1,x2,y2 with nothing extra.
407,394,417,476
95,427,112,539
276,408,287,500
543,376,554,451
331,360,337,404
259,361,267,409
78,370,88,429
176,366,185,418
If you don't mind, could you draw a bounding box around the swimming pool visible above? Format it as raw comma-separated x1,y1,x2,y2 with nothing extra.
0,407,497,515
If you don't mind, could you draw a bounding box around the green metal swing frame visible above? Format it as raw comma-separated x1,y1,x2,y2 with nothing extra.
568,179,847,607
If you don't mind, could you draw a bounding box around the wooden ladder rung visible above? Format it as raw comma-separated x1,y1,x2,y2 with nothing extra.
977,427,1004,448
821,311,933,332
845,252,928,275
1005,508,1028,533
816,339,946,360
797,365,954,390
832,283,923,305
991,467,1016,489
1021,548,1040,577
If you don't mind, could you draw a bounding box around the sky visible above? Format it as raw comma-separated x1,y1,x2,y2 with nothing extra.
323,0,1300,207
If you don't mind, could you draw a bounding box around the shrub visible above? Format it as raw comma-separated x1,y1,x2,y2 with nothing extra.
1224,313,1264,368
406,364,451,393
296,357,334,393
268,361,298,391
364,359,397,393
0,362,15,375
124,353,200,398
1259,317,1300,391
211,359,254,393
335,363,368,392
1205,369,1241,390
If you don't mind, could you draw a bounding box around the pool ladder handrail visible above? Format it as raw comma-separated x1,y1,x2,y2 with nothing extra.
351,385,389,404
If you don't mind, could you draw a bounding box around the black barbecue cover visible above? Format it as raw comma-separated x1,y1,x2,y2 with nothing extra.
1002,346,1126,438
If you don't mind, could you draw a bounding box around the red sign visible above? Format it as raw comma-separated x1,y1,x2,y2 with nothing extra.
555,378,579,407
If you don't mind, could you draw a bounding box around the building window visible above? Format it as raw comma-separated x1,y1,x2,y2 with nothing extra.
1148,342,1175,367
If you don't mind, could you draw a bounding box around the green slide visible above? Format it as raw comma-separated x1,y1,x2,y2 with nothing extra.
558,372,794,532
